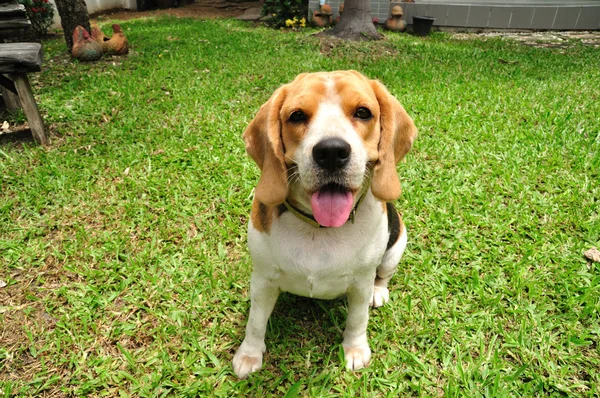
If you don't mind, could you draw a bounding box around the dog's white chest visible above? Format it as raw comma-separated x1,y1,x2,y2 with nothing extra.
275,267,354,299
247,195,388,299
266,239,368,298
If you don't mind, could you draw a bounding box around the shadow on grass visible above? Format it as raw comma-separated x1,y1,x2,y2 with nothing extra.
261,293,348,368
0,128,36,147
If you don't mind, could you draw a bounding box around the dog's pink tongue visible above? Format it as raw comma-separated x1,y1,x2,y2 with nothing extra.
311,190,354,227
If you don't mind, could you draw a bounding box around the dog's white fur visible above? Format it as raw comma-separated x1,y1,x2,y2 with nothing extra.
233,71,417,379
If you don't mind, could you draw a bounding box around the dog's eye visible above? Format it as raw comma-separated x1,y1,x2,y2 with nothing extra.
354,107,372,120
289,110,307,123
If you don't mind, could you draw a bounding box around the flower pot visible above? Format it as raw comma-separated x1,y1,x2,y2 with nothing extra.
412,16,435,36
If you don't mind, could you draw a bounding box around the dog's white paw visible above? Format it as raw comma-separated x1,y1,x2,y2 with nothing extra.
370,285,390,308
233,345,263,379
343,343,371,371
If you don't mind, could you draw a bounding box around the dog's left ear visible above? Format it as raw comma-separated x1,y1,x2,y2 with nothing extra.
243,87,289,205
370,80,418,202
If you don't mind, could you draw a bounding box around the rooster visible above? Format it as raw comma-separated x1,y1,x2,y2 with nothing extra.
71,26,103,62
91,23,106,45
93,24,129,56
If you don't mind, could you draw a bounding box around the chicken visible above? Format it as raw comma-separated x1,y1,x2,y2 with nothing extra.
90,23,105,44
312,4,333,27
336,3,344,23
102,24,129,56
71,26,103,62
91,23,129,56
384,5,407,32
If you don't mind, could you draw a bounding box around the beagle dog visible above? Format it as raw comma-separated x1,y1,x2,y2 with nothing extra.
233,71,417,379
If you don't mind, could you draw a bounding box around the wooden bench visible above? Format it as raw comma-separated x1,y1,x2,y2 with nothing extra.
0,1,30,31
0,1,48,145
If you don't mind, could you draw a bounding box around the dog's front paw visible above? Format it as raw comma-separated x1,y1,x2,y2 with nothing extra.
343,343,371,371
370,285,390,308
233,343,264,379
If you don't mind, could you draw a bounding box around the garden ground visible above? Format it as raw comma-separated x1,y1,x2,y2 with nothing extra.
1,12,599,398
91,0,263,21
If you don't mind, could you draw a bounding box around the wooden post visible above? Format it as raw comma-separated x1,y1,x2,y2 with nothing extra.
12,73,48,145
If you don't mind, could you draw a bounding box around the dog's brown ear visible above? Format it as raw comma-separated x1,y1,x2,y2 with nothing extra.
370,80,417,202
243,87,288,205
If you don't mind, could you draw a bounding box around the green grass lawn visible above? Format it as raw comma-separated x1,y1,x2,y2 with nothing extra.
1,17,599,396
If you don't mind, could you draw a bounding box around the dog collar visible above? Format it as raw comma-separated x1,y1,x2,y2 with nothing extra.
282,187,368,228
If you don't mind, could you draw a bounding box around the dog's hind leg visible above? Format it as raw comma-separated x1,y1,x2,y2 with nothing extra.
371,213,407,308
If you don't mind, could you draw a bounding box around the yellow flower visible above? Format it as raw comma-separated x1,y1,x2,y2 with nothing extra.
285,19,294,27
300,17,306,27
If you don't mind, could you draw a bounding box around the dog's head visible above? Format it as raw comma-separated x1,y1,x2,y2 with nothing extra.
243,71,417,227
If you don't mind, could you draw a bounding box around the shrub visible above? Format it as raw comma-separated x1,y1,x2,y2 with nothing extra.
19,0,55,37
261,0,307,28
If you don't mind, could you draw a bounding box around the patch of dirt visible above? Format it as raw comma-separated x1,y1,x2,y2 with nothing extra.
0,259,70,384
92,0,263,21
318,36,399,60
452,31,600,49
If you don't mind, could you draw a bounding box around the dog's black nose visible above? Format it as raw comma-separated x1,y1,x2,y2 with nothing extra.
312,138,351,171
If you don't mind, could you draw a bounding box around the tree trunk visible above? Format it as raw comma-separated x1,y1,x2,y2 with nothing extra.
54,0,91,51
323,0,381,41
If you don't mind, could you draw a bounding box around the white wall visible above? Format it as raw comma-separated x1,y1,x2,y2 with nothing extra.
50,0,137,29
85,0,137,14
414,0,600,4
